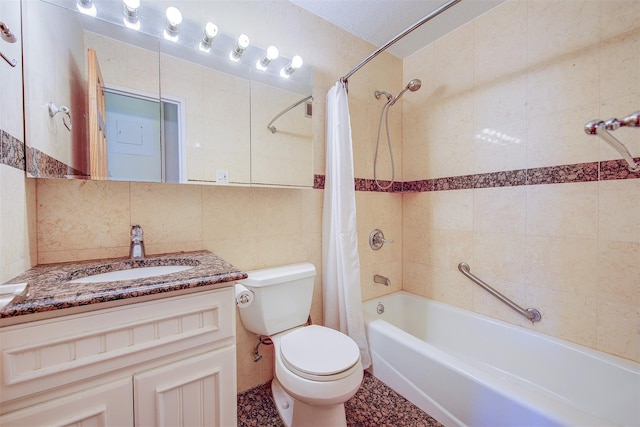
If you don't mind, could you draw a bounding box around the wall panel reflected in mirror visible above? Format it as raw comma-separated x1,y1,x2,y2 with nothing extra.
23,0,313,187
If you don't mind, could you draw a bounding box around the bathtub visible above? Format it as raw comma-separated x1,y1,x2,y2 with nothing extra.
363,291,639,427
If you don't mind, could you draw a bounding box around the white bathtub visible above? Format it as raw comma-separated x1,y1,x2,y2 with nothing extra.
363,291,639,427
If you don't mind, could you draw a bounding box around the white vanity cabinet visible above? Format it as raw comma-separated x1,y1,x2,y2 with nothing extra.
0,287,237,426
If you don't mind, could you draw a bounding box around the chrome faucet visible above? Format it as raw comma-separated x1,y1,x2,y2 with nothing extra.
130,224,145,259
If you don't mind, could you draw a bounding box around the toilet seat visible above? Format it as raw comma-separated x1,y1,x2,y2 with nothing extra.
279,325,361,382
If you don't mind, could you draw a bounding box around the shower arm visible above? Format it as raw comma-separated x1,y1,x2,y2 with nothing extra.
584,111,640,172
267,95,312,134
340,0,462,86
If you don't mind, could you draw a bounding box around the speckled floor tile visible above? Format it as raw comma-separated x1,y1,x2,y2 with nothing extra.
237,371,444,427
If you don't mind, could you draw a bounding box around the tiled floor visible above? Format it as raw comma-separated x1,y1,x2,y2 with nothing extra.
237,371,444,427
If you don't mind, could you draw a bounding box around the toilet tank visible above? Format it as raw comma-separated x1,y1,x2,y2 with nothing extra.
237,263,316,336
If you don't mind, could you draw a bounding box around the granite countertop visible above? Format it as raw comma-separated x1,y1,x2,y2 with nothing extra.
0,251,247,323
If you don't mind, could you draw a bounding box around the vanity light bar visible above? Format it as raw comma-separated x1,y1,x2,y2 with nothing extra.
77,1,306,79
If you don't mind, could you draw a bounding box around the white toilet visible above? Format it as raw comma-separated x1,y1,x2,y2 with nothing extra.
236,263,363,427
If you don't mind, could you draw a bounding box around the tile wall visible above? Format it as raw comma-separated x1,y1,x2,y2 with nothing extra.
402,0,639,362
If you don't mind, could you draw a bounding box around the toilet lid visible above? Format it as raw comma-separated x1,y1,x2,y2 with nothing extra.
280,325,361,379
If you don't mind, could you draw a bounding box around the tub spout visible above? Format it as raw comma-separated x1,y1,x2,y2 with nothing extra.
374,274,391,287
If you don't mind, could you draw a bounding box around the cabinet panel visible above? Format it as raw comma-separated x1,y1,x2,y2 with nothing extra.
1,288,234,403
134,347,236,427
0,377,133,427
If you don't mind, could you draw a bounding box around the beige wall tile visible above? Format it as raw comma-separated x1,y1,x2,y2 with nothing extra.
526,183,598,239
527,286,598,348
525,235,599,296
598,179,640,243
472,119,527,174
130,182,203,253
473,187,527,234
526,48,599,119
599,28,640,104
526,0,600,66
36,179,131,262
431,189,474,231
597,241,640,306
596,300,639,361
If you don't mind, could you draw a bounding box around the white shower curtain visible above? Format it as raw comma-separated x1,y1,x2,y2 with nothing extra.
322,81,371,369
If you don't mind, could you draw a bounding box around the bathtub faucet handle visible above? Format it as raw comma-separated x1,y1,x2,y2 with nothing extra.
369,229,393,250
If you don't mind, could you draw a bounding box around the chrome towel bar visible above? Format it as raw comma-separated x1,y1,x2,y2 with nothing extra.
458,262,541,323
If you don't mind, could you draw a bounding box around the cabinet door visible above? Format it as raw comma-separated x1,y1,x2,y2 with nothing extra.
0,377,133,427
134,347,236,427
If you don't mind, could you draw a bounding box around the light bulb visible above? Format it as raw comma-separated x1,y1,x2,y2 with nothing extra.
237,34,250,49
165,7,182,33
122,0,140,29
123,0,139,15
76,0,97,17
280,55,303,78
256,45,279,70
230,34,250,62
200,22,218,52
204,22,218,40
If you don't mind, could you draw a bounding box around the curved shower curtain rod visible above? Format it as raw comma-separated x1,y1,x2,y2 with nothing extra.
267,94,313,134
340,0,463,87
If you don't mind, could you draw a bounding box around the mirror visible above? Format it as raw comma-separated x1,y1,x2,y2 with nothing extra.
23,0,313,187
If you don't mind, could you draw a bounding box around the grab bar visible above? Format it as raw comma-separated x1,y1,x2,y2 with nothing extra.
458,262,541,323
585,111,640,172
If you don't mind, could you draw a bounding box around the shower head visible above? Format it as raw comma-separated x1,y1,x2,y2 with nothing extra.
407,79,422,91
391,79,422,104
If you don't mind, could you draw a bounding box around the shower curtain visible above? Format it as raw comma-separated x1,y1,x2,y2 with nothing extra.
322,81,372,369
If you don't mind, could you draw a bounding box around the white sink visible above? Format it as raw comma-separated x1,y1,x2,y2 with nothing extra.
69,265,194,283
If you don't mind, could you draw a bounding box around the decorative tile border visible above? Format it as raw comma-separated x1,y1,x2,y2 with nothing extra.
526,162,599,185
315,157,639,193
25,145,86,178
0,129,25,171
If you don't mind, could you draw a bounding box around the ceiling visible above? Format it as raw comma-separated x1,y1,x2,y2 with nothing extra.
288,0,503,58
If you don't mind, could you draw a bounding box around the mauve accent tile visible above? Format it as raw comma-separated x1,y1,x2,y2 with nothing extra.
433,174,474,191
25,145,86,179
366,179,395,192
474,169,526,189
0,130,25,171
527,162,598,185
354,178,369,191
402,179,433,192
313,174,325,189
600,158,640,180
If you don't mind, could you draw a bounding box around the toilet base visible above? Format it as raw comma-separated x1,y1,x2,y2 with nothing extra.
271,378,347,427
